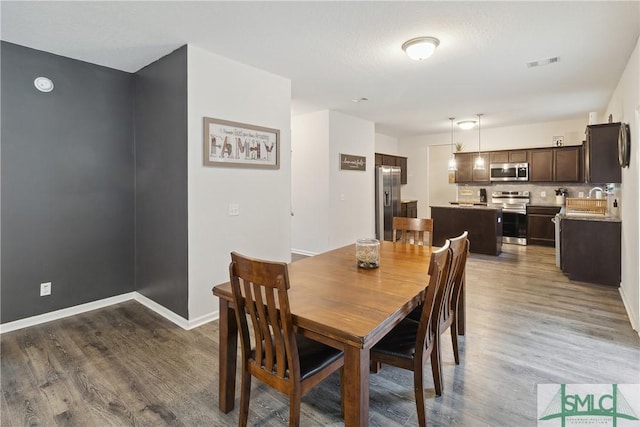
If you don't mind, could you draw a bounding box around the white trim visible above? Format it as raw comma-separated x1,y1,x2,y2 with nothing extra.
619,285,639,335
0,292,219,334
291,248,318,257
133,293,190,329
0,292,136,334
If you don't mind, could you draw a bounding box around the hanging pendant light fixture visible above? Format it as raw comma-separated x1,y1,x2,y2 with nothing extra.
447,117,457,171
473,113,485,170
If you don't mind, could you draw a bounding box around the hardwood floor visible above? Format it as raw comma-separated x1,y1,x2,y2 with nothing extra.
2,245,638,426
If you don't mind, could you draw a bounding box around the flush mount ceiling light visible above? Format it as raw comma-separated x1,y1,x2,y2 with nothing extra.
527,56,560,68
402,37,440,61
34,76,54,93
457,120,476,130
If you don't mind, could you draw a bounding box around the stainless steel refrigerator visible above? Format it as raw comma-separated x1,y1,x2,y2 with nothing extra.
375,165,401,241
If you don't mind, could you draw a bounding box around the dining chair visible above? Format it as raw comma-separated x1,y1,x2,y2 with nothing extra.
229,252,345,427
437,231,470,367
392,217,434,246
369,241,451,427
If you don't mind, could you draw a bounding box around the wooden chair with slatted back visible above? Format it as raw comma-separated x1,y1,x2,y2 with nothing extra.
392,217,434,246
436,231,470,378
369,241,452,427
229,252,345,427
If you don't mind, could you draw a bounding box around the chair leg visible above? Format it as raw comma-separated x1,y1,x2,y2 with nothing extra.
431,335,443,396
450,315,460,365
238,369,251,427
340,367,345,418
370,361,382,373
289,388,302,427
414,363,427,427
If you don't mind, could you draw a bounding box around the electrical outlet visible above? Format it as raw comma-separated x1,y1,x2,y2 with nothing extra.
541,191,546,197
40,282,51,296
578,191,584,198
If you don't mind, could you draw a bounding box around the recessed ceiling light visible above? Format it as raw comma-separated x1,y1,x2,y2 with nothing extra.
527,56,560,68
352,97,369,103
34,76,54,92
402,37,440,61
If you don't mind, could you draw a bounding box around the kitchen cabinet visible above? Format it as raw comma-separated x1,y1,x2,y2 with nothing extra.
554,146,583,182
586,123,621,183
561,218,621,286
400,201,418,218
375,152,408,184
490,150,528,164
527,206,561,246
528,146,583,183
529,149,554,181
431,206,502,255
454,152,490,183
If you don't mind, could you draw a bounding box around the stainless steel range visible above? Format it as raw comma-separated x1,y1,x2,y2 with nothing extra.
489,191,530,245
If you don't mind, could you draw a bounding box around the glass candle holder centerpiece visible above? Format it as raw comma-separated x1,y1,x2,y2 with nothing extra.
356,238,380,269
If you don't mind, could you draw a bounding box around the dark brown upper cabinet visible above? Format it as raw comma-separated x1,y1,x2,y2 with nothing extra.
454,152,490,183
528,146,582,183
489,150,528,164
585,123,622,183
375,152,408,184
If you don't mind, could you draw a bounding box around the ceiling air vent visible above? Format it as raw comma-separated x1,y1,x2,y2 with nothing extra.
526,56,560,68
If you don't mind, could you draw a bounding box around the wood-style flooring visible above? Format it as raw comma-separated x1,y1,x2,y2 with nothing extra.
2,245,639,426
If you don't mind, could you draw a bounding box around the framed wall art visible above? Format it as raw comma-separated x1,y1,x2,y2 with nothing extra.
203,117,280,169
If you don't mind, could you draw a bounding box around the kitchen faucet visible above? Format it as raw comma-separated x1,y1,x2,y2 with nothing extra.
588,186,604,198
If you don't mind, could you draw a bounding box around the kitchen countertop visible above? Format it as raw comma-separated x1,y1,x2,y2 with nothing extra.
401,199,418,203
433,204,500,211
561,214,621,223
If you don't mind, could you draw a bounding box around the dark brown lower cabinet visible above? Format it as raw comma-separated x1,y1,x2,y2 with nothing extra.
561,218,621,287
527,206,561,246
431,206,502,256
400,201,418,218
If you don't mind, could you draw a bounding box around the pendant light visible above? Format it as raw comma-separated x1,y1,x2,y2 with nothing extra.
447,117,457,171
473,113,485,170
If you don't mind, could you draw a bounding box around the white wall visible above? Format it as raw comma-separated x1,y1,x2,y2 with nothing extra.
187,45,292,321
375,132,398,154
328,111,376,248
605,36,639,332
291,110,375,254
291,111,330,255
398,118,587,217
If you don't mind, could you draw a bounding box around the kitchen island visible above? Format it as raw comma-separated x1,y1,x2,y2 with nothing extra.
431,205,503,255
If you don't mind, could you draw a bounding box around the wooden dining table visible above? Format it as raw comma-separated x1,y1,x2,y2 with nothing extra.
212,240,465,426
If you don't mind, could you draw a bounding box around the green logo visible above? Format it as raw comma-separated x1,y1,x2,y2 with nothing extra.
539,384,639,426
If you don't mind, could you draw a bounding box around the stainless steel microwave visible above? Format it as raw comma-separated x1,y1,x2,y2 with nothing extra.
490,163,529,181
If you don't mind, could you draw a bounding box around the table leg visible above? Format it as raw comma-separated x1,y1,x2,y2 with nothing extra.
457,277,466,336
343,346,369,426
218,298,238,413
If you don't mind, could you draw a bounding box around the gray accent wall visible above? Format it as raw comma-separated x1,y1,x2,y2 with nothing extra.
1,42,135,323
134,46,189,318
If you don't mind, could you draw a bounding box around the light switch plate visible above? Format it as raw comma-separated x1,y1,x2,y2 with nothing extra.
228,203,240,216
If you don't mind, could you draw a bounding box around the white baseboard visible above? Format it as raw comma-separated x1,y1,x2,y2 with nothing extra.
619,285,639,335
0,293,136,334
0,292,220,334
291,248,318,257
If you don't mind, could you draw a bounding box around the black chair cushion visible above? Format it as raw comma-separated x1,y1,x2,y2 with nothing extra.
296,334,343,381
370,318,419,360
252,335,343,381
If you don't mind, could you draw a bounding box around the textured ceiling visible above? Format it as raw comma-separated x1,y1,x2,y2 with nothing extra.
2,1,639,137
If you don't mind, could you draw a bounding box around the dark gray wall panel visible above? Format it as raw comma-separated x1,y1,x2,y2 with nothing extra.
1,42,135,323
134,46,189,318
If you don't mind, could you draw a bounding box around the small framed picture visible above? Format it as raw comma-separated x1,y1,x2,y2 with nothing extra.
203,117,280,169
553,136,564,147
